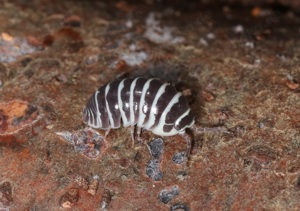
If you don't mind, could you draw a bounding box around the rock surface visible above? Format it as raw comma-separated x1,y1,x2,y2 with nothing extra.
0,0,299,210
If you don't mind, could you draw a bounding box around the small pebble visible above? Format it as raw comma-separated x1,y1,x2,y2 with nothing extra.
74,175,88,189
59,188,79,208
147,138,164,160
0,181,13,207
55,73,67,82
27,35,43,47
245,41,254,49
1,32,13,41
56,128,106,159
206,33,215,40
158,185,180,204
146,159,163,181
64,15,82,27
0,100,40,135
85,55,98,65
115,59,128,72
100,189,112,211
88,175,100,196
199,38,208,46
172,152,185,164
286,79,299,90
201,90,214,102
170,203,190,211
233,25,244,33
176,171,188,181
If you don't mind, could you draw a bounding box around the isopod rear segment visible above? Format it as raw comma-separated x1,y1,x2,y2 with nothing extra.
83,77,195,159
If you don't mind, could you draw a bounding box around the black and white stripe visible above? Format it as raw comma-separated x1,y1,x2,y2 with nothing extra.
83,78,195,138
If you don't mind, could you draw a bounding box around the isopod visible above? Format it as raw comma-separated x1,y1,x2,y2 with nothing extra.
83,77,195,159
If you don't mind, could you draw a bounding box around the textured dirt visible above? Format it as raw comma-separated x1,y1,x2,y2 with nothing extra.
0,0,299,210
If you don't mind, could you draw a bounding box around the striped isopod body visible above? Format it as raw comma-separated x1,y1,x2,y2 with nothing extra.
83,78,195,157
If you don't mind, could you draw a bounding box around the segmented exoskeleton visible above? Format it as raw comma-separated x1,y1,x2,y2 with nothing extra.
83,77,195,158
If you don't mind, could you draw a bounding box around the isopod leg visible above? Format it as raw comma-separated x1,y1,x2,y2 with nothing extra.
192,125,230,134
104,128,111,141
136,127,142,143
180,132,192,159
131,125,135,146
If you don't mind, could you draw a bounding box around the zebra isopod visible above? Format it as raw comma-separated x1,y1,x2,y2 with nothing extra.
83,77,195,158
